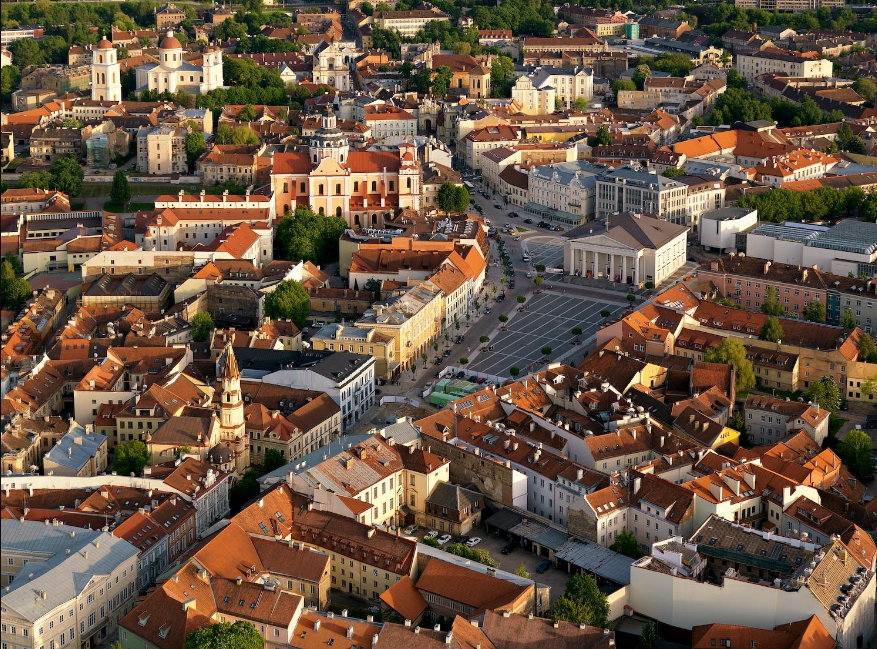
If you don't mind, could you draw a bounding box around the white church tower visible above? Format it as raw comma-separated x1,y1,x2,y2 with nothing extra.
91,36,122,102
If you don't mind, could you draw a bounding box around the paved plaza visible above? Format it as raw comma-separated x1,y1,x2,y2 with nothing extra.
467,291,627,377
521,236,566,282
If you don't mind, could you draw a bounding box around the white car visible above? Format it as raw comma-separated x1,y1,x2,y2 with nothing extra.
466,537,482,547
403,525,418,536
526,272,532,278
425,530,439,540
437,534,453,545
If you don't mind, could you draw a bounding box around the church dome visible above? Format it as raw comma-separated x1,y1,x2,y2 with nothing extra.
96,38,113,50
207,444,233,465
160,32,182,50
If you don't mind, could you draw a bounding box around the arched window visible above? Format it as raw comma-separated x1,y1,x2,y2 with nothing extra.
354,215,360,225
99,55,103,64
319,207,325,215
336,206,343,218
406,178,412,189
371,213,378,225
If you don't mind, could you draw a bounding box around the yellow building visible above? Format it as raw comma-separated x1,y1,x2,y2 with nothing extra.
309,323,398,379
355,282,444,373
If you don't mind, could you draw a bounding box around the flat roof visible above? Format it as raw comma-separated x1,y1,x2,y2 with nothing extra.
808,219,877,256
701,207,756,221
554,538,634,585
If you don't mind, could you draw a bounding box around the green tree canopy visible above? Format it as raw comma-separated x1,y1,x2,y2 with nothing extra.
61,118,83,129
19,171,52,190
215,123,259,145
190,312,215,343
0,65,21,103
437,182,459,214
610,529,640,557
551,573,609,627
760,286,784,316
837,428,874,481
662,167,684,178
114,439,151,477
514,562,531,579
185,621,264,649
50,155,84,197
803,300,825,323
806,376,841,412
703,337,755,392
264,280,310,329
184,131,206,171
263,448,286,472
853,78,876,103
0,260,31,313
590,125,613,147
842,308,857,328
858,334,877,363
275,206,346,265
110,169,131,206
759,317,784,342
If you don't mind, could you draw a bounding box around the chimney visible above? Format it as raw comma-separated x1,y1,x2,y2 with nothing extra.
314,619,321,632
347,626,354,640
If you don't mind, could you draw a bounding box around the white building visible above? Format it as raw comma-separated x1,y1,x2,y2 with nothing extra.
735,49,833,81
527,160,601,224
312,42,357,91
135,32,223,94
699,206,758,251
373,9,450,38
628,518,875,648
511,65,594,114
595,165,689,222
91,37,122,102
564,212,688,286
262,351,376,430
1,520,140,649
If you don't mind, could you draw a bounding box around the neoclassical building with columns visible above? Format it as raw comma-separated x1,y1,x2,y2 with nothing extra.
563,212,688,286
135,31,223,94
270,109,421,228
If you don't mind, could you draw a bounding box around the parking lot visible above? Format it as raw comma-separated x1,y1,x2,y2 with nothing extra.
407,523,571,606
522,236,566,282
467,292,626,377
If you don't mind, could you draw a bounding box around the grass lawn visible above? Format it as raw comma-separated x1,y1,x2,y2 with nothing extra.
829,415,846,437
6,158,25,171
516,227,528,232
104,201,155,213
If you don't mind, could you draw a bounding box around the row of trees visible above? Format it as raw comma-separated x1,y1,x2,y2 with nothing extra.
275,206,347,267
18,155,85,198
0,256,30,313
737,185,877,224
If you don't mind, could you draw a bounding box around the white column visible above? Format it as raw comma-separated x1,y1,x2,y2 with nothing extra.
609,254,615,282
634,254,640,286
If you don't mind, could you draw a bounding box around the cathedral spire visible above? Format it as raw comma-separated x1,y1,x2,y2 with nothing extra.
218,342,240,381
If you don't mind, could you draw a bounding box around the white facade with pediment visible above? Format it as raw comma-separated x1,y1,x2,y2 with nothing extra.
312,42,358,91
563,225,687,286
135,33,224,94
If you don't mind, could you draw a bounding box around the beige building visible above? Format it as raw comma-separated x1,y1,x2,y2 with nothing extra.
462,125,521,171
373,9,449,37
0,416,67,474
511,66,594,114
136,125,188,175
355,282,444,373
735,48,833,81
155,3,186,30
1,520,140,649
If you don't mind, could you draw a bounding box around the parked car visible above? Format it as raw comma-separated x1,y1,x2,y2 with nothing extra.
501,545,514,555
466,537,482,547
444,349,452,357
536,560,552,574
456,371,465,379
524,218,533,224
425,530,439,540
494,204,503,210
438,534,453,545
403,525,419,535
509,212,519,218
455,536,470,545
526,272,532,278
485,307,491,314
456,335,465,344
434,357,443,365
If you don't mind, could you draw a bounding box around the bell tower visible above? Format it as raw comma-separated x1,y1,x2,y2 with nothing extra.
217,342,249,474
91,36,122,102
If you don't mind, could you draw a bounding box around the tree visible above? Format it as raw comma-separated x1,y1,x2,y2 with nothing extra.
858,333,877,363
639,621,658,649
853,78,876,103
0,260,30,312
453,185,470,213
863,374,877,398
263,448,286,472
600,309,610,317
50,155,84,197
190,312,215,342
10,39,44,67
662,167,684,178
841,308,857,328
264,280,310,329
807,376,841,412
437,182,458,215
431,65,453,96
275,206,347,265
703,337,755,391
510,367,520,377
514,562,531,579
60,118,83,129
611,79,636,96
114,440,151,476
19,171,52,190
110,169,131,207
361,1,374,15
185,621,264,649
552,573,609,628
239,104,256,122
837,428,874,480
759,317,784,343
459,357,469,365
760,286,784,316
611,530,639,557
479,336,490,343
517,296,526,304
803,300,825,323
498,314,509,323
541,346,553,356
728,411,749,445
0,65,21,103
572,327,583,336
631,64,650,90
574,97,589,112
230,469,261,511
690,115,703,128
837,123,865,154
184,131,206,171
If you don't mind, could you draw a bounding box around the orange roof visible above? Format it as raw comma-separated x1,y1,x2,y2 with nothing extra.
379,575,428,621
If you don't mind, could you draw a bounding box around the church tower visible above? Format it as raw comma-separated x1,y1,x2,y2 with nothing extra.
216,342,249,475
91,36,122,102
308,107,349,165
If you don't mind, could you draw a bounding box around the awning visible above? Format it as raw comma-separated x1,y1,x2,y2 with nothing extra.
523,202,587,226
509,519,569,552
554,538,634,585
484,508,524,533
